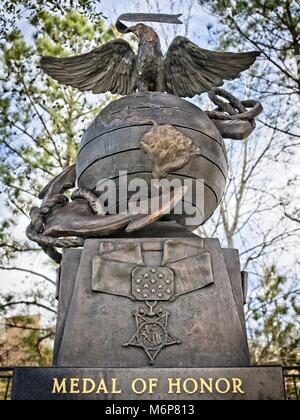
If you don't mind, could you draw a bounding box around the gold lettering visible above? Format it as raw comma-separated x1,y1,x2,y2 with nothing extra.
52,375,246,396
168,378,181,394
69,378,80,394
96,378,109,394
148,378,158,394
52,378,67,394
199,378,214,394
82,378,96,394
132,378,147,395
215,378,231,394
232,378,245,394
111,378,122,394
183,378,198,394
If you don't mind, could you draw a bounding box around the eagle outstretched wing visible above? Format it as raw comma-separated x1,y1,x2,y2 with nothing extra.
40,39,137,95
165,36,260,98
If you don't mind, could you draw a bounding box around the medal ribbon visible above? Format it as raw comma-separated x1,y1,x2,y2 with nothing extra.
116,13,183,33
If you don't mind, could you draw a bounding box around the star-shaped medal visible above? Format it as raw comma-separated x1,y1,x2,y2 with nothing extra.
124,307,181,365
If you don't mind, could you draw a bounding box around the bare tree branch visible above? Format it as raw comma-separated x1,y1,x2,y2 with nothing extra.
0,267,55,286
0,300,57,314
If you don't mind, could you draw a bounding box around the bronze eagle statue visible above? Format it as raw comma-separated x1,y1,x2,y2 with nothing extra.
41,13,260,98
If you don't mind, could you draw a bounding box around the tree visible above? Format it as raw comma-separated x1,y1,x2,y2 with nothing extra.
248,266,300,366
200,0,300,96
198,0,300,365
0,6,115,364
0,0,299,370
0,0,103,41
0,315,53,366
200,0,300,219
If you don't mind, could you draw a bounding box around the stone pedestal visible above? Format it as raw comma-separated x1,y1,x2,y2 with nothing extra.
53,222,250,368
12,222,285,400
12,367,285,400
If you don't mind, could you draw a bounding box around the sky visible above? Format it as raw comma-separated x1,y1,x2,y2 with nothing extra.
99,0,217,48
1,0,215,295
0,0,217,326
0,0,299,325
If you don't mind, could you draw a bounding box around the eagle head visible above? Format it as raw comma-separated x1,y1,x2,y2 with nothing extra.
126,23,159,43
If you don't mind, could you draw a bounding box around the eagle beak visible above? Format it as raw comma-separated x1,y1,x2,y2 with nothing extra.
126,25,138,33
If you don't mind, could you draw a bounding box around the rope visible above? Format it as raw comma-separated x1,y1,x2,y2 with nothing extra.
41,245,63,265
26,225,84,249
71,189,106,216
207,88,263,128
208,88,246,115
26,189,99,263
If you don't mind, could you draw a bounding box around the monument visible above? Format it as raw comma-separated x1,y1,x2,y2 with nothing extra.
12,13,285,400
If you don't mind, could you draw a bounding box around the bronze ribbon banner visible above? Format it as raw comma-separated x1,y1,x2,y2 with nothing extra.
92,240,214,301
116,13,183,33
92,239,214,363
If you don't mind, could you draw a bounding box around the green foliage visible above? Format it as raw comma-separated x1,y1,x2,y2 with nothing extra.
0,6,115,365
18,325,53,366
200,0,300,95
248,266,300,365
199,0,300,367
0,9,113,259
0,315,53,366
0,0,103,41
